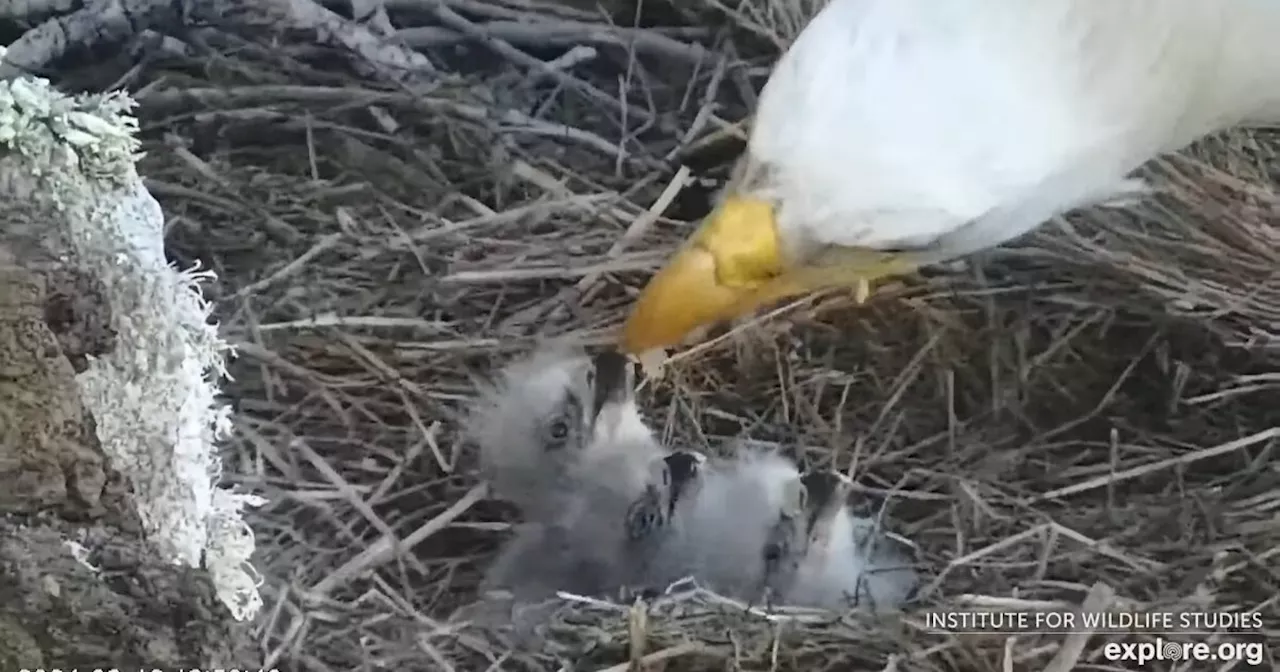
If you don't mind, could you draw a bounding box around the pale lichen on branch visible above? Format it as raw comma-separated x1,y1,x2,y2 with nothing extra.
0,46,265,621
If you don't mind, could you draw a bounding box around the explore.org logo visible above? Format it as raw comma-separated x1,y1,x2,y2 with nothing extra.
1103,639,1266,666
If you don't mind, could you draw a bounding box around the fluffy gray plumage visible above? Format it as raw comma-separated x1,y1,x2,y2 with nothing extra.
620,449,707,592
760,473,810,605
467,344,663,601
668,449,806,600
650,456,919,612
464,344,919,618
480,480,636,601
771,469,919,612
464,344,661,521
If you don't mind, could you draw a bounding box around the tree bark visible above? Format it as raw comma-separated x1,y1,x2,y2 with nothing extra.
0,56,261,666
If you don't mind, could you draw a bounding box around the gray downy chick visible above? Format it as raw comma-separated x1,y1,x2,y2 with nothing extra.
758,473,810,607
465,344,661,521
620,449,708,594
575,350,664,503
674,449,805,600
778,469,919,612
477,347,662,601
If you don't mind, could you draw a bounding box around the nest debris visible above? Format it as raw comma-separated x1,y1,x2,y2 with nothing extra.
42,0,1278,669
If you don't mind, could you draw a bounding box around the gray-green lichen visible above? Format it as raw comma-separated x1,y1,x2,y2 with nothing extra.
0,45,265,621
0,49,141,187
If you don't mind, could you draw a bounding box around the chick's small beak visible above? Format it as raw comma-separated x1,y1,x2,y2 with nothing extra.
619,197,783,355
588,350,637,441
589,350,633,420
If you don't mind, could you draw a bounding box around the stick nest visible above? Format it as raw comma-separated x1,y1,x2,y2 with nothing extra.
54,0,1278,669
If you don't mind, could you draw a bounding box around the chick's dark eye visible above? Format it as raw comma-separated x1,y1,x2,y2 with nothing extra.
548,419,569,440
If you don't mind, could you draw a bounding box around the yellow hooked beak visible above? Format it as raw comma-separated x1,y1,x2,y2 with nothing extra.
619,197,785,355
618,196,919,355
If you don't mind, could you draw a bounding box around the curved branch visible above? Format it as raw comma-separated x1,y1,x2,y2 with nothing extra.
1,0,439,86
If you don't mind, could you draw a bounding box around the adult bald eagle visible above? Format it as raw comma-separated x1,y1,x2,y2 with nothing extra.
619,0,1280,356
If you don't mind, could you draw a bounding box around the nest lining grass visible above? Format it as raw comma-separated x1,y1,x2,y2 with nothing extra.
102,0,1280,669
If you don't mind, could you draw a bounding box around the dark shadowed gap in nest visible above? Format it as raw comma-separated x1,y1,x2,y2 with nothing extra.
0,21,26,45
543,0,717,30
666,134,750,221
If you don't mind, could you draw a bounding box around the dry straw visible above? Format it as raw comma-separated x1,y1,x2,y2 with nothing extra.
113,0,1280,669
